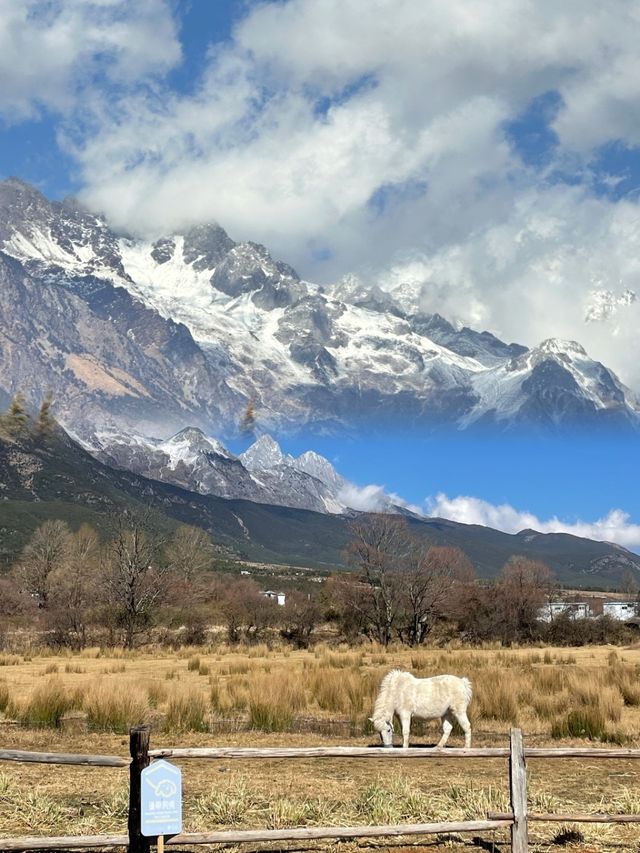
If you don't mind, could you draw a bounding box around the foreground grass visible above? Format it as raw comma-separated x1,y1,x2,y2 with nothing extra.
1,727,640,852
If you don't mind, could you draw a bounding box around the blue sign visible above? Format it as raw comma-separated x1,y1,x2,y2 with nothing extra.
141,760,182,837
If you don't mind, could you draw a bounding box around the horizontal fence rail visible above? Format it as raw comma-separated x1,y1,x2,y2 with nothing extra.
489,812,640,824
3,746,640,766
148,745,510,759
0,749,129,767
3,729,640,853
0,821,515,852
150,745,640,760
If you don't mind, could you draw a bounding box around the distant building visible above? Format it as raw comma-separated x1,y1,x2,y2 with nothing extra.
538,597,638,622
262,590,286,606
602,601,637,621
538,600,591,622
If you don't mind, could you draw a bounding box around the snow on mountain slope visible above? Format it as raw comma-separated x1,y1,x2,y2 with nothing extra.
1,177,639,435
89,427,354,514
464,339,639,428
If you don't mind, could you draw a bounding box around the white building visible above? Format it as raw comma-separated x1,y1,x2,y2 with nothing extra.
262,590,286,606
602,601,637,620
538,601,591,622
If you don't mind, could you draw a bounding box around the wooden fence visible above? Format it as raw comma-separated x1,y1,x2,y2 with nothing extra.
1,727,640,852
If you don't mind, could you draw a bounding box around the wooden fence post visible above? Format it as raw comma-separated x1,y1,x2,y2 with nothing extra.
509,728,528,853
128,726,151,853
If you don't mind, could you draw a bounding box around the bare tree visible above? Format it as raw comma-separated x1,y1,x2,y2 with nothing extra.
279,590,321,648
16,519,70,608
345,514,410,645
398,544,457,645
164,525,215,583
221,577,275,644
47,524,100,649
495,557,554,643
163,525,216,643
103,512,167,649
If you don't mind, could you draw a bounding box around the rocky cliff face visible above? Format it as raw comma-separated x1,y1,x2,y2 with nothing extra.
87,429,355,514
1,177,638,437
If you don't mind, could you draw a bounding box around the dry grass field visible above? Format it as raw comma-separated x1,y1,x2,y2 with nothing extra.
2,642,640,852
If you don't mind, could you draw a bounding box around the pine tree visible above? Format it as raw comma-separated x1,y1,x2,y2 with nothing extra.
0,391,30,438
34,392,56,440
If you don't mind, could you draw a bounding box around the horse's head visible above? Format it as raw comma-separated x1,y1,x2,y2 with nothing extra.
369,716,394,747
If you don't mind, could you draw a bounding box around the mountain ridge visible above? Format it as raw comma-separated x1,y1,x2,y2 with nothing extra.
1,421,639,588
1,178,638,437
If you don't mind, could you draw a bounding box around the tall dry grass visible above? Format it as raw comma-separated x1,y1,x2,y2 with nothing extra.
84,683,149,732
12,678,82,728
248,672,306,732
4,643,640,742
165,689,208,732
0,681,9,713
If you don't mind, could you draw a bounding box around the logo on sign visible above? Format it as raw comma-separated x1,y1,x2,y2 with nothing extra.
141,760,182,837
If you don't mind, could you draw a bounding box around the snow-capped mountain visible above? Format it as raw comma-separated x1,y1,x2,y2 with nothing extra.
88,428,353,514
1,177,638,436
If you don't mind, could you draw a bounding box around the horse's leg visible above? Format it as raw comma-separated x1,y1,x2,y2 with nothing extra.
399,712,411,749
454,710,472,748
436,713,453,748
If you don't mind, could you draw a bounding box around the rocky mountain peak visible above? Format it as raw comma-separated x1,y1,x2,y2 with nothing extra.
240,435,289,471
294,450,345,491
182,222,236,270
160,427,232,461
536,338,589,359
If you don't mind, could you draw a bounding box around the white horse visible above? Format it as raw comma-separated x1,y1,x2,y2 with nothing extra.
370,669,472,749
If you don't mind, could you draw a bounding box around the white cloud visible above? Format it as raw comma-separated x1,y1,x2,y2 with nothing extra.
7,0,640,388
378,187,640,387
427,492,640,548
338,482,422,515
70,1,640,242
0,0,180,120
338,482,391,512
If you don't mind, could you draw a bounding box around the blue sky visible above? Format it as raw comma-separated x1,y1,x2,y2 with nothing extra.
3,1,640,549
225,429,640,550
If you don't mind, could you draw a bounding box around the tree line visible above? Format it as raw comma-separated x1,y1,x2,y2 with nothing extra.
0,511,323,650
1,511,634,650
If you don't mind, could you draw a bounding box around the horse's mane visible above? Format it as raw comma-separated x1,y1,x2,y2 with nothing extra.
371,669,408,724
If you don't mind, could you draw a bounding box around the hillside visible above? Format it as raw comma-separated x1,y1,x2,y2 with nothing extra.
1,426,639,587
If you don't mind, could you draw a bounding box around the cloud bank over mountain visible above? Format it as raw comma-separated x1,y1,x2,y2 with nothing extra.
427,493,640,549
3,1,640,388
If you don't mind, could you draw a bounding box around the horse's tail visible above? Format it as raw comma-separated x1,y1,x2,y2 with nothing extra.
461,677,473,706
371,669,403,725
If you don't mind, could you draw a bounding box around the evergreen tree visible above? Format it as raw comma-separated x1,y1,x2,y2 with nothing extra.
34,392,56,440
0,391,30,438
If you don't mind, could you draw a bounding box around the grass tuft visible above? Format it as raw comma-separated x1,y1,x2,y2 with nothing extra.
15,679,79,728
84,683,149,732
165,690,209,732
